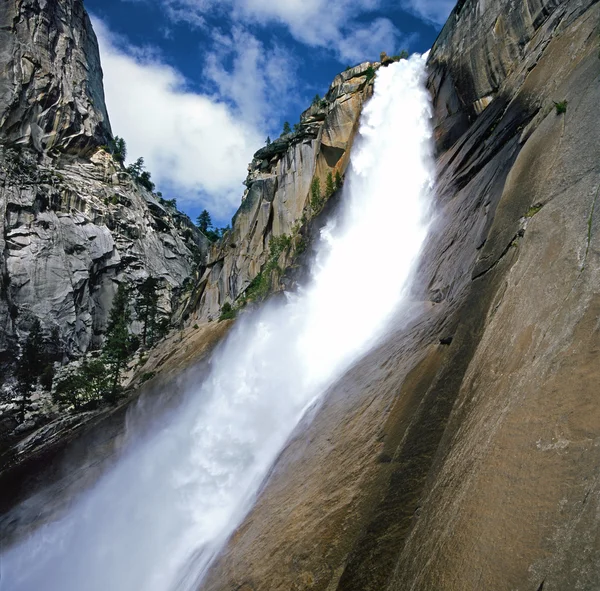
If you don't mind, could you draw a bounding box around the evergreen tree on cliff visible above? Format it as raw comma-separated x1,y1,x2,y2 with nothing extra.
16,318,44,422
136,277,160,347
104,284,132,400
196,210,212,233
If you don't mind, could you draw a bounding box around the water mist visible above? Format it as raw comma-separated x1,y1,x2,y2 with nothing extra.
0,54,434,591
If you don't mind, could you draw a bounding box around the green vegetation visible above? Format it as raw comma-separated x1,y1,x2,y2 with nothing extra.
293,122,302,132
104,284,133,400
310,177,323,212
524,203,543,218
312,94,328,109
269,234,292,261
195,209,229,242
282,121,292,135
240,234,293,304
196,209,212,233
295,237,307,255
554,100,568,115
15,318,44,421
112,136,127,164
53,358,110,410
219,302,237,321
392,50,409,61
364,66,376,82
136,277,160,347
325,171,335,198
335,170,343,190
243,271,270,302
52,279,171,411
140,371,156,384
127,157,155,191
266,136,271,145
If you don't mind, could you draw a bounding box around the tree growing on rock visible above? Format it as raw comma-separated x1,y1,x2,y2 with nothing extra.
325,171,335,198
104,283,132,400
112,136,127,164
15,318,44,422
335,171,343,190
136,277,160,347
127,157,155,192
196,210,212,233
282,121,292,135
196,209,228,242
53,358,110,410
310,177,323,212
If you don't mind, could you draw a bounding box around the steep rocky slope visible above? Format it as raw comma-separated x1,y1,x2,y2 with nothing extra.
198,1,600,590
2,0,600,589
0,0,206,447
184,63,376,322
0,0,382,521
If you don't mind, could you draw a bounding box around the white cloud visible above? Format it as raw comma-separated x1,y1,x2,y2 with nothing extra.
160,0,409,62
336,18,404,64
402,0,455,26
204,26,298,130
92,18,295,219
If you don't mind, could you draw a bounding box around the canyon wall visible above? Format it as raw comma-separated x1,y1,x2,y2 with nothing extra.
200,1,600,590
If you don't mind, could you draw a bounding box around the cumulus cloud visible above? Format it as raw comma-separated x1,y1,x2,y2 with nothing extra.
159,0,409,62
204,26,298,130
93,18,290,218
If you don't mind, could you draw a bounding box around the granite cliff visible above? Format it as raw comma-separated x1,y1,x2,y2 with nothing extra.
1,0,600,589
0,0,379,515
198,0,600,590
0,0,207,447
181,62,376,323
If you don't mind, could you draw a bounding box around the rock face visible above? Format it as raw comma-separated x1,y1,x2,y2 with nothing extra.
186,62,376,322
2,0,600,589
0,147,203,364
198,1,600,590
0,2,206,405
0,0,111,155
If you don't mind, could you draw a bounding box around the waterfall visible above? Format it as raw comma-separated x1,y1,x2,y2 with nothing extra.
0,55,434,591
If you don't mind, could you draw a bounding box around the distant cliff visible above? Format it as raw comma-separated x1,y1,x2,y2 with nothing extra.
0,0,111,154
181,62,377,323
0,0,207,445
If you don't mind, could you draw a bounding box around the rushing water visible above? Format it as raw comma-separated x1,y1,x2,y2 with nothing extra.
0,55,434,591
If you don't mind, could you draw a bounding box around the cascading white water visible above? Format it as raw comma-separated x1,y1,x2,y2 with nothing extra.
0,55,434,591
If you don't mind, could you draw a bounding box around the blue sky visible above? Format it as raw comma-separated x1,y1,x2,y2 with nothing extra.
84,0,455,226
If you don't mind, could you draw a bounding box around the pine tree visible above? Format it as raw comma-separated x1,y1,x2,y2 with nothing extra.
113,136,127,164
103,284,132,399
196,209,212,233
53,358,110,410
282,121,292,135
325,171,335,198
136,277,160,346
127,157,144,178
138,170,155,192
310,177,323,212
16,318,44,422
335,171,343,190
266,136,271,145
